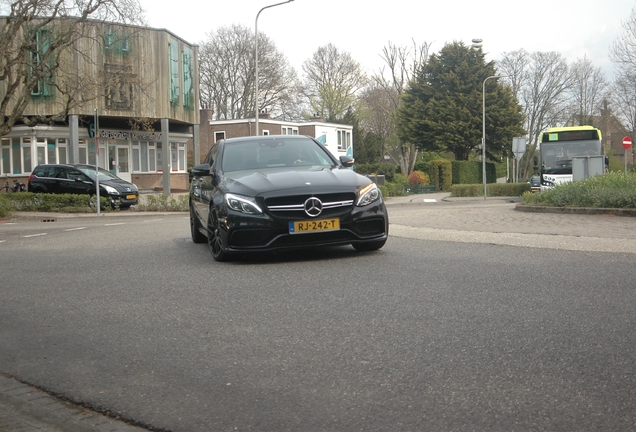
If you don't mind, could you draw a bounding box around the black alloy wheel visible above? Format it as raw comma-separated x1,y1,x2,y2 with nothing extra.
207,208,232,262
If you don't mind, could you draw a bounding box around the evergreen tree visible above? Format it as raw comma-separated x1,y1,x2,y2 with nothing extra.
396,42,524,161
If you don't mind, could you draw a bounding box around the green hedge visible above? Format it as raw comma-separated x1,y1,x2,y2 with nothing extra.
522,171,636,208
354,163,398,182
451,182,531,197
451,160,497,185
428,160,453,192
0,192,112,215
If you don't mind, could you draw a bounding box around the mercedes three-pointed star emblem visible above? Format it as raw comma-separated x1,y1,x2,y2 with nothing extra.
304,197,323,217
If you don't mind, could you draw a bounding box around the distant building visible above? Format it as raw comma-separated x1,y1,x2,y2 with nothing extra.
591,101,633,166
199,111,353,164
0,17,200,191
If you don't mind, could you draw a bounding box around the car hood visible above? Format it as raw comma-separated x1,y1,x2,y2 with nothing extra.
100,178,138,193
224,167,370,197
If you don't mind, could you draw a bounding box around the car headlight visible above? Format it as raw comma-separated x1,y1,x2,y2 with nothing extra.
102,185,119,195
357,183,381,206
225,193,262,215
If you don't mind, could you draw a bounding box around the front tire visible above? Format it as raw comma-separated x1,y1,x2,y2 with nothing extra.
207,209,233,262
190,203,207,244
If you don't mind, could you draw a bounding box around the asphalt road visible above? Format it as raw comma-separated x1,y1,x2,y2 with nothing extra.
1,200,636,431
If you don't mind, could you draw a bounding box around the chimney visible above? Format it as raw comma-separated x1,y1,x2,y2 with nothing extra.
310,113,325,122
200,105,214,124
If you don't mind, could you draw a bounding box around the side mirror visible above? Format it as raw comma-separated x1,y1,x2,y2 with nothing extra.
339,156,354,168
533,155,539,172
191,163,212,177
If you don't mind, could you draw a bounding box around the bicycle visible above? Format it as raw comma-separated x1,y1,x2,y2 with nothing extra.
1,177,27,193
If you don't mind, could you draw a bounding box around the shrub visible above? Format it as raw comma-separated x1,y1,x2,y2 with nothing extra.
429,160,453,192
408,171,423,185
408,170,431,186
451,183,531,197
0,195,13,219
136,194,188,211
376,164,398,182
522,171,636,208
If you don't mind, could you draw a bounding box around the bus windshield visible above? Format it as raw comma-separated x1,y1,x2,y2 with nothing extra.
540,140,602,174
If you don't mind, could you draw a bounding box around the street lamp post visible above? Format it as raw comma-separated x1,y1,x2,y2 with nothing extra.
255,0,294,136
482,75,504,199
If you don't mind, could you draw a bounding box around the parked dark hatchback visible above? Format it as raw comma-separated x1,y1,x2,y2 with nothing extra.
529,175,541,193
28,164,139,208
190,135,389,261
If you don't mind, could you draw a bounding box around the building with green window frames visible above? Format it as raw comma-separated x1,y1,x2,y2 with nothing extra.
0,17,200,192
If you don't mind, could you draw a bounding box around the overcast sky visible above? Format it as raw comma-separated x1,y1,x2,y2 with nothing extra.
140,0,635,78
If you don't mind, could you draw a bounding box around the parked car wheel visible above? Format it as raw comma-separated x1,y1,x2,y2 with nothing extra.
207,209,233,262
190,203,207,244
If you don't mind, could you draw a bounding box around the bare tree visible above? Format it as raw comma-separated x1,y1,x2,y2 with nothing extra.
610,73,636,134
610,6,636,78
567,56,609,125
610,6,636,134
499,50,573,177
198,24,299,121
302,43,367,122
360,83,396,154
0,0,145,136
498,48,530,100
368,40,430,174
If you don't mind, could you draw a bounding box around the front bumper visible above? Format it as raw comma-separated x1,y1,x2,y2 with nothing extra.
108,192,139,207
220,200,388,253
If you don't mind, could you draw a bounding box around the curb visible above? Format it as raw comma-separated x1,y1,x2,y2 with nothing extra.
0,374,148,432
515,203,636,217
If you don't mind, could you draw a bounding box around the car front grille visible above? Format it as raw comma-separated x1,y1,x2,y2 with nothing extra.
265,193,355,220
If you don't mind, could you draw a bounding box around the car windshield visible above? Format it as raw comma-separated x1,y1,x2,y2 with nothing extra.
222,138,336,172
77,166,122,182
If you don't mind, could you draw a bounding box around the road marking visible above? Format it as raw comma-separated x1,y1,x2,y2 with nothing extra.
23,233,47,238
104,223,125,226
423,199,437,203
65,227,87,231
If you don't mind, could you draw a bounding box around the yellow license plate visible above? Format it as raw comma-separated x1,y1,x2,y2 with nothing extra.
289,218,340,234
126,194,137,200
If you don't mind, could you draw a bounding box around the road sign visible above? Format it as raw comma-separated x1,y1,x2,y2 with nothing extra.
512,137,526,161
623,136,632,149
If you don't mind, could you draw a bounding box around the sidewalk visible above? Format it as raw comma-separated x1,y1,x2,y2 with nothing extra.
0,374,147,431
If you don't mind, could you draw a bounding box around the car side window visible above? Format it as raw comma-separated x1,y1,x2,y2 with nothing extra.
67,169,86,181
204,144,219,166
43,166,57,178
54,167,68,179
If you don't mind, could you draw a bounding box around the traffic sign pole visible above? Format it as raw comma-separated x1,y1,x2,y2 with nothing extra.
623,136,632,174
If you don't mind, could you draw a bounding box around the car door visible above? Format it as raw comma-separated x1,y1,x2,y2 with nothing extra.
40,166,63,193
63,167,94,195
192,143,219,226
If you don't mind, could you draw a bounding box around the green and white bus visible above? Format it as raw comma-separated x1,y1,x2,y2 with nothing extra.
539,126,604,191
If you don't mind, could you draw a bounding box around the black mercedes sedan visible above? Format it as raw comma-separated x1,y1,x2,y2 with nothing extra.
189,135,389,261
